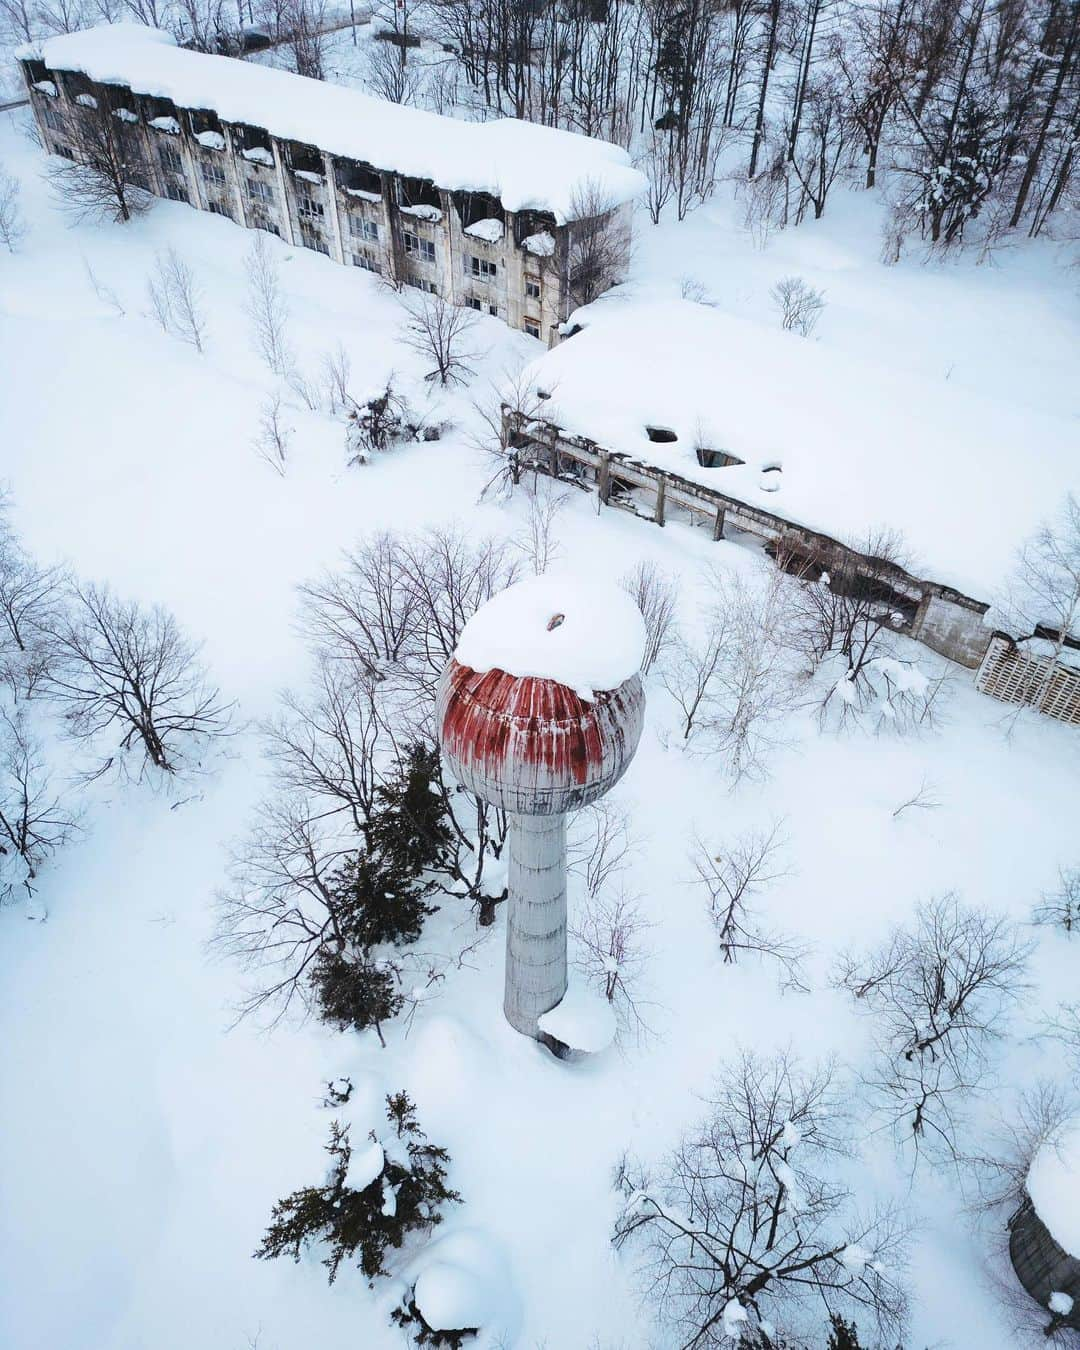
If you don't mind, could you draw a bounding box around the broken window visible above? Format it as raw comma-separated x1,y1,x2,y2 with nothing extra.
201,161,227,190
336,158,381,197
41,102,62,132
351,251,381,274
296,191,325,221
349,215,378,242
403,231,435,264
247,177,275,203
409,274,438,294
452,189,502,229
189,108,225,149
232,123,274,165
165,181,189,203
207,199,232,218
400,175,441,212
513,207,557,247
525,279,541,301
286,140,323,180
470,256,497,281
300,224,330,255
524,320,541,338
159,143,183,174
143,94,181,133
465,296,482,311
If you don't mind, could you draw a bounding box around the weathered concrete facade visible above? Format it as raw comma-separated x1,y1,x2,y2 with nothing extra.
21,52,632,344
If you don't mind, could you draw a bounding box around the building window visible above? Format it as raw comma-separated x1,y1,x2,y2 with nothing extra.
488,304,498,317
247,177,275,203
408,274,438,294
165,181,189,203
470,256,497,282
41,103,61,132
159,143,183,174
301,225,330,255
465,296,482,311
349,215,378,242
525,279,541,301
297,191,324,221
350,250,381,274
403,230,436,264
207,199,232,219
201,161,227,190
524,319,541,338
52,141,74,160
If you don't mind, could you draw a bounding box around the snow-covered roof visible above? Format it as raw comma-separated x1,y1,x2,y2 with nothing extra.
453,576,646,701
26,24,645,224
1028,1121,1080,1258
521,299,1080,601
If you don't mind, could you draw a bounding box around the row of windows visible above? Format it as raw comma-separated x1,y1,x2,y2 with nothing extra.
403,230,436,263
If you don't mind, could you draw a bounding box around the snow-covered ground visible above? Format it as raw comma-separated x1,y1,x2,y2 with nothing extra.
1,90,1079,1350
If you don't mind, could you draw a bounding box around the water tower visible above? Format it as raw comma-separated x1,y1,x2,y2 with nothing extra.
436,577,646,1040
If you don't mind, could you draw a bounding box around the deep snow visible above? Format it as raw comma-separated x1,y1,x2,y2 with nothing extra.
1,89,1079,1350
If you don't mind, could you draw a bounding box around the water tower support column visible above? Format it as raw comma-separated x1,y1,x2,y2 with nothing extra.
504,812,568,1038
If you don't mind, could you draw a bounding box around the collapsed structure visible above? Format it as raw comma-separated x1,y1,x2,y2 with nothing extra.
20,23,642,341
509,299,1080,672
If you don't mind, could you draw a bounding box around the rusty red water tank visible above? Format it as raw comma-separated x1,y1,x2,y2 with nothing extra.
436,577,646,816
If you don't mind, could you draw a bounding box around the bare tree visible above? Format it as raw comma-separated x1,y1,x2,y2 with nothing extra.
660,625,725,744
691,822,807,990
571,887,654,1040
565,181,631,311
1032,865,1080,934
146,247,208,352
771,274,825,336
245,232,295,378
401,291,479,387
0,709,77,907
833,895,1033,1164
319,341,352,415
568,798,634,901
253,391,292,476
0,164,26,252
474,371,555,500
364,35,424,105
513,478,568,575
614,1051,910,1346
47,96,151,225
44,582,233,778
621,560,678,674
0,514,67,699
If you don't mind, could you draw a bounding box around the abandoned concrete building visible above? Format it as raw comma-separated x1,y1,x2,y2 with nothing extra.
507,299,1078,676
20,24,643,343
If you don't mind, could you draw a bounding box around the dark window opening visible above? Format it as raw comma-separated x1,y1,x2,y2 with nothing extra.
465,297,482,311
488,304,498,317
64,71,98,103
470,255,496,281
696,447,744,468
285,140,323,179
336,158,382,196
400,175,441,211
159,143,183,174
105,85,138,120
165,181,189,203
452,189,502,229
189,108,224,140
231,123,273,160
525,279,541,301
142,94,180,127
23,58,49,86
646,425,678,444
524,320,541,338
514,207,556,247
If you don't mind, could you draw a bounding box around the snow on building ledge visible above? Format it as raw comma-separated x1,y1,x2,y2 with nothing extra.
21,23,645,225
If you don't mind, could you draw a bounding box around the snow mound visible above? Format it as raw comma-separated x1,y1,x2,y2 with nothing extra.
454,575,645,701
404,1228,517,1338
465,217,504,243
537,983,616,1053
345,1137,384,1192
1027,1121,1080,1257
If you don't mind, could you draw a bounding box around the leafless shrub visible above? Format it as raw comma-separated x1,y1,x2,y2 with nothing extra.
691,822,807,991
569,798,634,901
1032,866,1080,934
146,247,207,352
82,256,125,316
245,232,294,379
833,895,1033,1165
614,1051,909,1346
891,777,941,819
0,513,67,699
475,371,555,501
44,582,233,778
742,155,789,249
1042,1002,1080,1067
513,478,568,575
620,561,677,674
0,164,26,252
286,367,320,412
319,342,352,415
571,888,654,1040
660,566,802,781
771,275,825,336
46,98,151,225
344,379,409,465
253,391,292,477
0,709,77,908
401,291,479,387
565,180,631,311
364,36,424,105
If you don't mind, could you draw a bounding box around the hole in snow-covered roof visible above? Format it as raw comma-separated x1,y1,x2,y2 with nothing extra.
696,447,744,469
645,425,678,444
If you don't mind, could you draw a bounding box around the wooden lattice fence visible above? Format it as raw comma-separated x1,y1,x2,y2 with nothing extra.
975,633,1080,726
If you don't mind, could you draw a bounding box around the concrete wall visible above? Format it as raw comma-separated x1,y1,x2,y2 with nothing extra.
911,591,992,669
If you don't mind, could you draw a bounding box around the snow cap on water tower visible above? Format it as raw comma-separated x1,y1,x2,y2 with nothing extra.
436,575,647,816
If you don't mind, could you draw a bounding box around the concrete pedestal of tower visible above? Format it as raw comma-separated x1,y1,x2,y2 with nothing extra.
503,812,568,1038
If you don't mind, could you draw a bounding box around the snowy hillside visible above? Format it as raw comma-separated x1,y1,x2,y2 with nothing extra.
1,13,1080,1350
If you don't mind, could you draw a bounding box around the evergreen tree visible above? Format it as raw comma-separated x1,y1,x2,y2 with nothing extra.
827,1313,864,1349
330,850,436,952
312,951,403,1045
368,741,453,876
255,1093,460,1284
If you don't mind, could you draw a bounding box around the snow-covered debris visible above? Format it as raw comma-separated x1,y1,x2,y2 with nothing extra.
1027,1122,1080,1258
31,79,57,96
344,1136,384,1191
113,106,138,122
195,128,224,150
1050,1291,1075,1317
294,168,323,184
75,92,97,108
536,983,616,1052
242,146,274,166
454,575,646,701
400,203,442,223
29,24,644,224
465,217,504,243
149,114,180,134
522,230,555,256
519,298,1080,601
